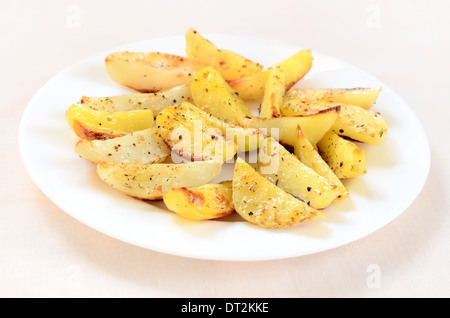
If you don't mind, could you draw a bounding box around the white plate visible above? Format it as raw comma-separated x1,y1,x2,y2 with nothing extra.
19,34,430,261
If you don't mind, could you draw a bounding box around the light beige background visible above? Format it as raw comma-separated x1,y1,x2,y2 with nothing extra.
2,0,449,297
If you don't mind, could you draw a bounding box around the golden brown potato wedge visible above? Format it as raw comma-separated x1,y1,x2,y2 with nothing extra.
228,49,312,100
232,158,324,228
331,104,388,145
105,51,207,92
156,104,237,162
160,102,264,153
316,130,366,179
259,66,285,118
257,137,341,209
185,28,263,81
190,66,252,122
80,84,192,117
66,104,154,140
281,99,339,116
71,121,126,140
284,87,382,110
293,126,348,199
74,128,171,164
237,106,340,147
282,101,388,145
96,161,222,200
163,181,234,220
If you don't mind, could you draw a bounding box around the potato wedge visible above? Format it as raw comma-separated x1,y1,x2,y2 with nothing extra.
190,66,252,122
293,126,348,199
257,138,340,209
228,49,312,100
165,102,264,152
281,99,339,116
163,181,234,220
66,104,154,140
96,161,222,200
71,121,126,140
285,87,382,110
281,99,388,145
237,106,340,147
156,104,237,162
316,130,366,179
232,158,324,229
259,66,285,118
331,104,388,145
74,128,170,164
105,51,207,92
185,28,263,81
80,84,192,117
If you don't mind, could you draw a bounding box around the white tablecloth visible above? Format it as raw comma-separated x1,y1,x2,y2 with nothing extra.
2,0,449,297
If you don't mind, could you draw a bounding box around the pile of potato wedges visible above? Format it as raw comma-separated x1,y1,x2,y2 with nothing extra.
66,28,388,229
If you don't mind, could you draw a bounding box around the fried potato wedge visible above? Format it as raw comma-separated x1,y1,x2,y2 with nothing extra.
259,66,285,118
71,121,126,140
281,99,339,116
165,102,264,152
185,28,263,81
232,158,324,229
105,51,207,92
331,104,388,145
257,138,340,209
293,126,348,199
237,106,340,147
316,130,366,179
96,161,222,200
285,87,382,110
74,128,170,164
190,66,252,122
66,104,154,140
163,181,234,220
156,104,237,162
282,101,388,145
228,49,312,101
80,84,192,116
